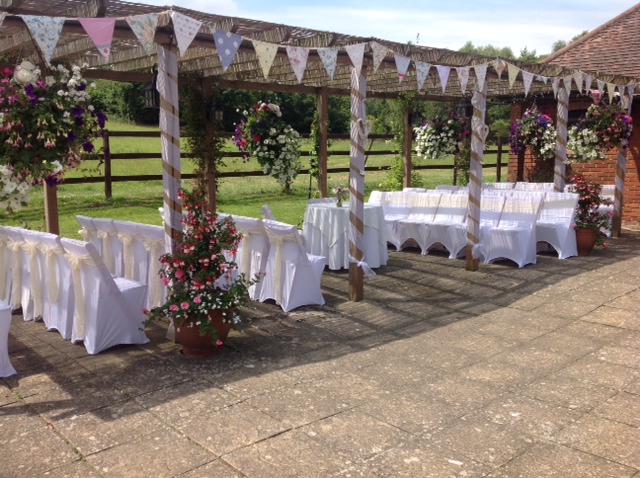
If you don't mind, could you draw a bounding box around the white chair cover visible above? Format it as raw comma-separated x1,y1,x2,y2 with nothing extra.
536,192,579,259
137,224,167,310
418,193,469,258
0,301,16,377
0,226,13,303
114,220,149,282
369,191,412,251
76,215,102,255
92,218,124,277
262,205,277,221
261,220,325,313
436,185,463,192
21,229,49,320
4,227,34,320
394,192,442,251
480,195,543,268
402,187,427,192
231,215,270,300
59,237,149,355
37,233,75,340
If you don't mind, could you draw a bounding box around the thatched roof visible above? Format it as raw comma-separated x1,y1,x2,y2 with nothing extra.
0,0,638,99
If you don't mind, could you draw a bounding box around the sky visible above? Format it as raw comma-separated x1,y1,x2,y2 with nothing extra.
132,0,639,56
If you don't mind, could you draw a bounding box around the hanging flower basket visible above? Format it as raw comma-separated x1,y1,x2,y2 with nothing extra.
509,106,556,160
414,111,470,160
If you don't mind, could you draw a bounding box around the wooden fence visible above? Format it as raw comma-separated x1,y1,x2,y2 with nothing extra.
66,131,507,199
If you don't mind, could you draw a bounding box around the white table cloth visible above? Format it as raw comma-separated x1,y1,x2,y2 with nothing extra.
302,203,388,270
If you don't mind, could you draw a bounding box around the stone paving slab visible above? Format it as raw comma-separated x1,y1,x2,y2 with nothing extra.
2,230,640,477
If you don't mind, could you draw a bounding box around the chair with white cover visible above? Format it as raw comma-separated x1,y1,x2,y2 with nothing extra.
114,220,149,282
418,193,469,258
231,215,270,300
76,215,102,255
0,300,16,377
59,237,149,354
480,195,543,268
536,192,579,259
465,194,506,261
137,224,167,310
21,229,50,322
37,232,75,339
260,220,325,313
394,192,441,251
4,227,34,319
92,218,124,277
374,191,413,250
262,205,278,221
0,226,13,303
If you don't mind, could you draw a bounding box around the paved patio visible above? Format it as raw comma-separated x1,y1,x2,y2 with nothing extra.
2,231,640,477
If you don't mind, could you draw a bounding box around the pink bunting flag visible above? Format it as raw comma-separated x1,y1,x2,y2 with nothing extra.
435,65,451,94
317,47,338,81
79,18,116,59
126,14,159,55
286,46,309,83
252,40,279,79
345,43,365,73
473,64,488,90
394,53,410,82
415,61,431,91
21,15,65,63
456,67,470,94
370,42,389,73
171,11,202,57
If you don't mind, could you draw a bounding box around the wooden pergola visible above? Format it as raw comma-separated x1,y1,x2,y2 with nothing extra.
1,0,638,300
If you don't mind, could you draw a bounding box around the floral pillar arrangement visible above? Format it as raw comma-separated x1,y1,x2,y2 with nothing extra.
0,61,107,220
233,101,302,194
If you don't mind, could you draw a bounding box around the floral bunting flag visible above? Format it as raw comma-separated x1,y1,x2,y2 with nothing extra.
537,75,549,84
394,53,410,82
317,47,338,81
345,43,365,73
522,70,534,96
79,18,116,59
563,75,572,95
370,41,389,73
126,13,159,54
507,63,519,88
0,12,6,28
286,46,309,83
435,65,451,94
584,74,593,93
213,29,242,72
573,71,584,93
596,79,605,99
252,39,278,79
607,82,616,104
415,61,431,91
551,77,559,98
170,11,202,56
456,67,470,94
473,64,488,90
22,15,65,63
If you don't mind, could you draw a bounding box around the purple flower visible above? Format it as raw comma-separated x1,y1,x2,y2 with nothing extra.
82,141,94,153
71,105,85,118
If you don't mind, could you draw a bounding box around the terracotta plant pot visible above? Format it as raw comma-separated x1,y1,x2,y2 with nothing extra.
576,227,598,256
175,309,232,358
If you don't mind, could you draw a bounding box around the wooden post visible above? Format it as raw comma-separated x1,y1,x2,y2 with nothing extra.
103,130,112,200
203,77,217,211
554,86,568,192
496,136,503,182
453,151,459,185
403,107,412,189
43,182,60,235
612,88,633,238
317,87,329,197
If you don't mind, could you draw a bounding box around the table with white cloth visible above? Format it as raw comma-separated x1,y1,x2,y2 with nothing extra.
302,203,388,270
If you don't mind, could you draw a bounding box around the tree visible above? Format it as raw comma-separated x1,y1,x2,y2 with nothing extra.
518,47,540,63
550,30,589,55
459,41,515,60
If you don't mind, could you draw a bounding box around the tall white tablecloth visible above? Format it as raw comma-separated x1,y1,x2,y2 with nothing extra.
302,203,388,270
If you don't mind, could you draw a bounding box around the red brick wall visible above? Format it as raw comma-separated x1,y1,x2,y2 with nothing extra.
507,99,640,228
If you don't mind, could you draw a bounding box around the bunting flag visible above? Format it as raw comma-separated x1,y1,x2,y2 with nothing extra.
79,18,116,59
473,64,488,90
494,58,507,79
370,41,389,73
538,76,549,84
171,11,202,56
573,71,584,93
596,79,605,99
126,13,159,54
415,61,431,91
394,53,410,82
21,15,65,63
345,43,366,73
522,70,534,96
507,63,519,88
563,75,572,95
456,67,470,94
213,29,242,72
252,39,278,79
551,77,560,98
628,85,635,102
286,46,309,83
607,82,616,104
584,74,593,93
435,65,451,94
317,47,338,81
0,12,6,28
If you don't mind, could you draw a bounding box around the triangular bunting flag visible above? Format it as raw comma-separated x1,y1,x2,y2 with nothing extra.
252,40,279,79
456,67,470,94
507,63,519,88
126,13,159,55
79,18,116,59
370,41,389,73
317,47,338,81
596,79,605,100
286,46,309,83
213,29,242,72
628,85,635,107
573,71,584,93
607,82,616,104
345,43,366,73
394,53,411,82
522,70,534,96
415,61,431,91
584,74,593,93
494,58,507,79
435,65,451,94
473,63,488,90
171,11,202,56
537,75,549,84
21,15,65,63
0,12,6,28
551,77,560,98
563,75,572,95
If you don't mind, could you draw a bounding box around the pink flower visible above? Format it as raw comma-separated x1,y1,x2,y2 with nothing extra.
180,302,190,310
162,277,170,286
193,296,202,304
170,304,179,311
142,308,148,314
216,340,224,346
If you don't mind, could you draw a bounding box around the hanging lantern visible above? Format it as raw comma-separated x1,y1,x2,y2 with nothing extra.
143,65,159,109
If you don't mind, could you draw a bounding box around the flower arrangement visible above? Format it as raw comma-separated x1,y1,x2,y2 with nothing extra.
509,106,556,160
566,102,633,163
331,185,349,207
567,173,612,246
144,188,258,345
0,61,107,210
232,101,302,190
414,111,470,160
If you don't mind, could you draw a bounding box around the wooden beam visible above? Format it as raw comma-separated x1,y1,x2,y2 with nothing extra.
317,87,329,197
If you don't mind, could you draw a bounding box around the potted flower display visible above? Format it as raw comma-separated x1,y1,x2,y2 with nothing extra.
144,188,258,357
331,185,349,207
0,61,107,211
567,173,613,256
414,111,470,160
232,101,302,193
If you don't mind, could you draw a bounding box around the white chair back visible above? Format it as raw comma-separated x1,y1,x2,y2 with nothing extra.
432,193,468,223
137,223,167,309
480,195,506,227
262,205,277,221
4,227,32,318
231,215,270,300
114,220,148,282
498,195,543,229
92,218,124,276
76,215,102,254
0,226,12,303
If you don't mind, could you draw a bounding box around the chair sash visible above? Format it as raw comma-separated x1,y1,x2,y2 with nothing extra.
117,231,144,279
78,227,91,242
63,252,98,339
23,242,43,318
237,222,265,278
40,243,65,304
142,236,165,308
0,237,9,302
7,238,22,307
96,230,115,273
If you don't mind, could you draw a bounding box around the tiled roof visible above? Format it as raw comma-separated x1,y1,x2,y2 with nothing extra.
544,3,640,79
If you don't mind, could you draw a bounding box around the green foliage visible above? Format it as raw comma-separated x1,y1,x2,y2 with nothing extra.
91,79,158,125
459,41,515,59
